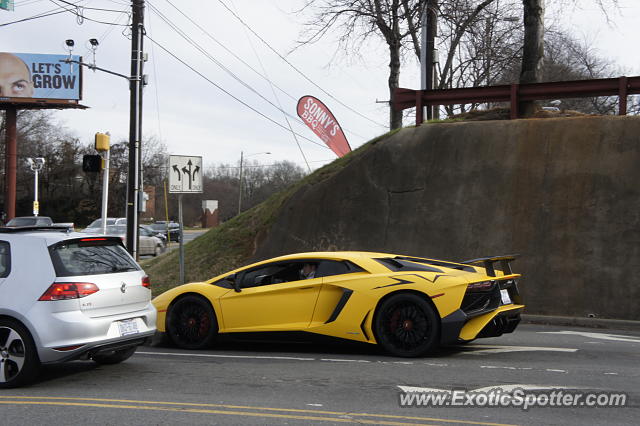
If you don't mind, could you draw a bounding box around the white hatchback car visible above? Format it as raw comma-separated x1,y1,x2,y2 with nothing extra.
0,227,156,388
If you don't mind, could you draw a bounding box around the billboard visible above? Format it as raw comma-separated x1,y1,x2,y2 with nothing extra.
0,1,14,12
0,52,82,102
297,95,351,157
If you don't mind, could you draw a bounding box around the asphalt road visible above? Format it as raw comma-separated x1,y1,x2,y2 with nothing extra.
1,324,638,425
140,229,206,259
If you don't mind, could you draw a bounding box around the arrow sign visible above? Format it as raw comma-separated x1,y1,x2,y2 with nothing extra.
169,155,203,193
172,164,181,181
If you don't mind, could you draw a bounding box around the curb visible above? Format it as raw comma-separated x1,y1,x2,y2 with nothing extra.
522,314,640,331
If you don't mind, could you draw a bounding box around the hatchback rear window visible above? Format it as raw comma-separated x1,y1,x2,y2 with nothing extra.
49,238,140,277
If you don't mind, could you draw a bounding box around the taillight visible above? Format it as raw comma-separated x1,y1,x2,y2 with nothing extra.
142,275,151,289
466,281,495,292
39,282,99,301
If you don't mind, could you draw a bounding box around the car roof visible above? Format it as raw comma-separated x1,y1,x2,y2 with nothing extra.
0,228,104,246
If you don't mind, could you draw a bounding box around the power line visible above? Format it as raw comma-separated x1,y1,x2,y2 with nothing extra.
52,0,126,13
0,7,67,27
216,0,387,129
228,0,312,172
146,10,164,145
48,0,130,25
146,1,311,131
160,0,367,142
145,34,331,150
161,0,296,103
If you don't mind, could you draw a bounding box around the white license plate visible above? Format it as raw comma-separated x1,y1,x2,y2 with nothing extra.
117,319,139,336
500,289,512,305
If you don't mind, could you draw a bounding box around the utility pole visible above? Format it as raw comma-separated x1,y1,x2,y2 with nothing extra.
420,0,438,120
126,0,145,259
237,151,244,215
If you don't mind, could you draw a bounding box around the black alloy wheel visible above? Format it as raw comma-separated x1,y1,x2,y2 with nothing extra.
374,293,440,357
166,295,218,350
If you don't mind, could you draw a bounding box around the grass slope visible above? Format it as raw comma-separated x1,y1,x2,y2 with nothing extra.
143,129,399,297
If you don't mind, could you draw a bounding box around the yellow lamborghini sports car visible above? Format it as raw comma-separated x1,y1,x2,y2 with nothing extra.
152,252,524,357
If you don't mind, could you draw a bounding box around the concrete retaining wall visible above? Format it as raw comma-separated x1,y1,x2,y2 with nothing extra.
255,116,640,320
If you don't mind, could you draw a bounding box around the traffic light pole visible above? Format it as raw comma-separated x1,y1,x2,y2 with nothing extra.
126,0,145,259
101,149,110,235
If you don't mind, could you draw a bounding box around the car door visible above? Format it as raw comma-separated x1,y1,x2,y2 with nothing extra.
138,227,152,255
219,260,322,332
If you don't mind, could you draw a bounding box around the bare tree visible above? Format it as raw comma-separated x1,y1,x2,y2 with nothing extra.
518,0,545,115
297,0,425,129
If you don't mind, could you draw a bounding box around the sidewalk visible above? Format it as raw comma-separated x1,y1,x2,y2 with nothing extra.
522,314,640,331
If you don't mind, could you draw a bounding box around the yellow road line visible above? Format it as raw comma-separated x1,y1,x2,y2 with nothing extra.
0,401,429,425
0,396,519,426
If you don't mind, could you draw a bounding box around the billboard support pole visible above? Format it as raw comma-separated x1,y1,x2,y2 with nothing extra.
126,0,145,259
4,107,17,221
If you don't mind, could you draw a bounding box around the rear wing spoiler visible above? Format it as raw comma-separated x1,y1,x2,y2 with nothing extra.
461,254,519,277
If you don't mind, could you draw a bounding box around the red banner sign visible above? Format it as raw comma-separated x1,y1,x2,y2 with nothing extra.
297,96,351,157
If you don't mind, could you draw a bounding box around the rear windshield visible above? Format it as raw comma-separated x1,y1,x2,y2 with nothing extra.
49,239,140,277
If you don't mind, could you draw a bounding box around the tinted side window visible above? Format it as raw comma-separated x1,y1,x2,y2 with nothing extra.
0,241,10,278
50,239,140,277
315,260,364,278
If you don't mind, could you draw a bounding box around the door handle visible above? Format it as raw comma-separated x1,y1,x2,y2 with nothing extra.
299,286,313,290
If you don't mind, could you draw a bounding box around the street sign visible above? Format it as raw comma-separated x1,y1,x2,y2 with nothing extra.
169,155,203,193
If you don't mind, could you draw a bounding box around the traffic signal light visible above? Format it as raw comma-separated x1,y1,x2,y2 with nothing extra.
95,132,110,151
82,154,102,173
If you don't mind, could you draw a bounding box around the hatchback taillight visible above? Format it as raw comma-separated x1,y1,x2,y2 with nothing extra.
38,282,99,301
142,275,151,289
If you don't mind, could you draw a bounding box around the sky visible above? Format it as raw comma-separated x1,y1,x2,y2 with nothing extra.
2,0,639,173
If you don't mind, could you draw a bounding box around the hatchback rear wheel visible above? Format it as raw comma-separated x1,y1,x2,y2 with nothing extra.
0,319,40,388
166,295,218,349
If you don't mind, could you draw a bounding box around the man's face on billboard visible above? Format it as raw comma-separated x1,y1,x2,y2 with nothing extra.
0,53,35,98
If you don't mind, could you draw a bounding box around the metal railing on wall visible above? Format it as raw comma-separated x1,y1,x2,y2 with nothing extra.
393,76,640,125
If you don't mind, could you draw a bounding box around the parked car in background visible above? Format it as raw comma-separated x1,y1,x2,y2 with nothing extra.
141,224,167,245
83,217,127,233
5,216,53,227
98,225,165,257
0,226,157,388
150,221,181,242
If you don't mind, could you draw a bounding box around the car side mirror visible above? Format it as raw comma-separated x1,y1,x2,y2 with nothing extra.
228,274,241,293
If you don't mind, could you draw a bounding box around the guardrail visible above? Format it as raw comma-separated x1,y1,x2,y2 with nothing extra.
392,76,640,125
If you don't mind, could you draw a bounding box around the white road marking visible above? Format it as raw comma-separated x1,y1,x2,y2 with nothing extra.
398,385,448,393
545,369,567,373
320,358,370,363
424,362,448,367
538,330,640,343
480,365,533,371
472,384,578,393
306,403,323,407
136,351,315,361
459,345,578,355
398,384,580,393
604,372,619,375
